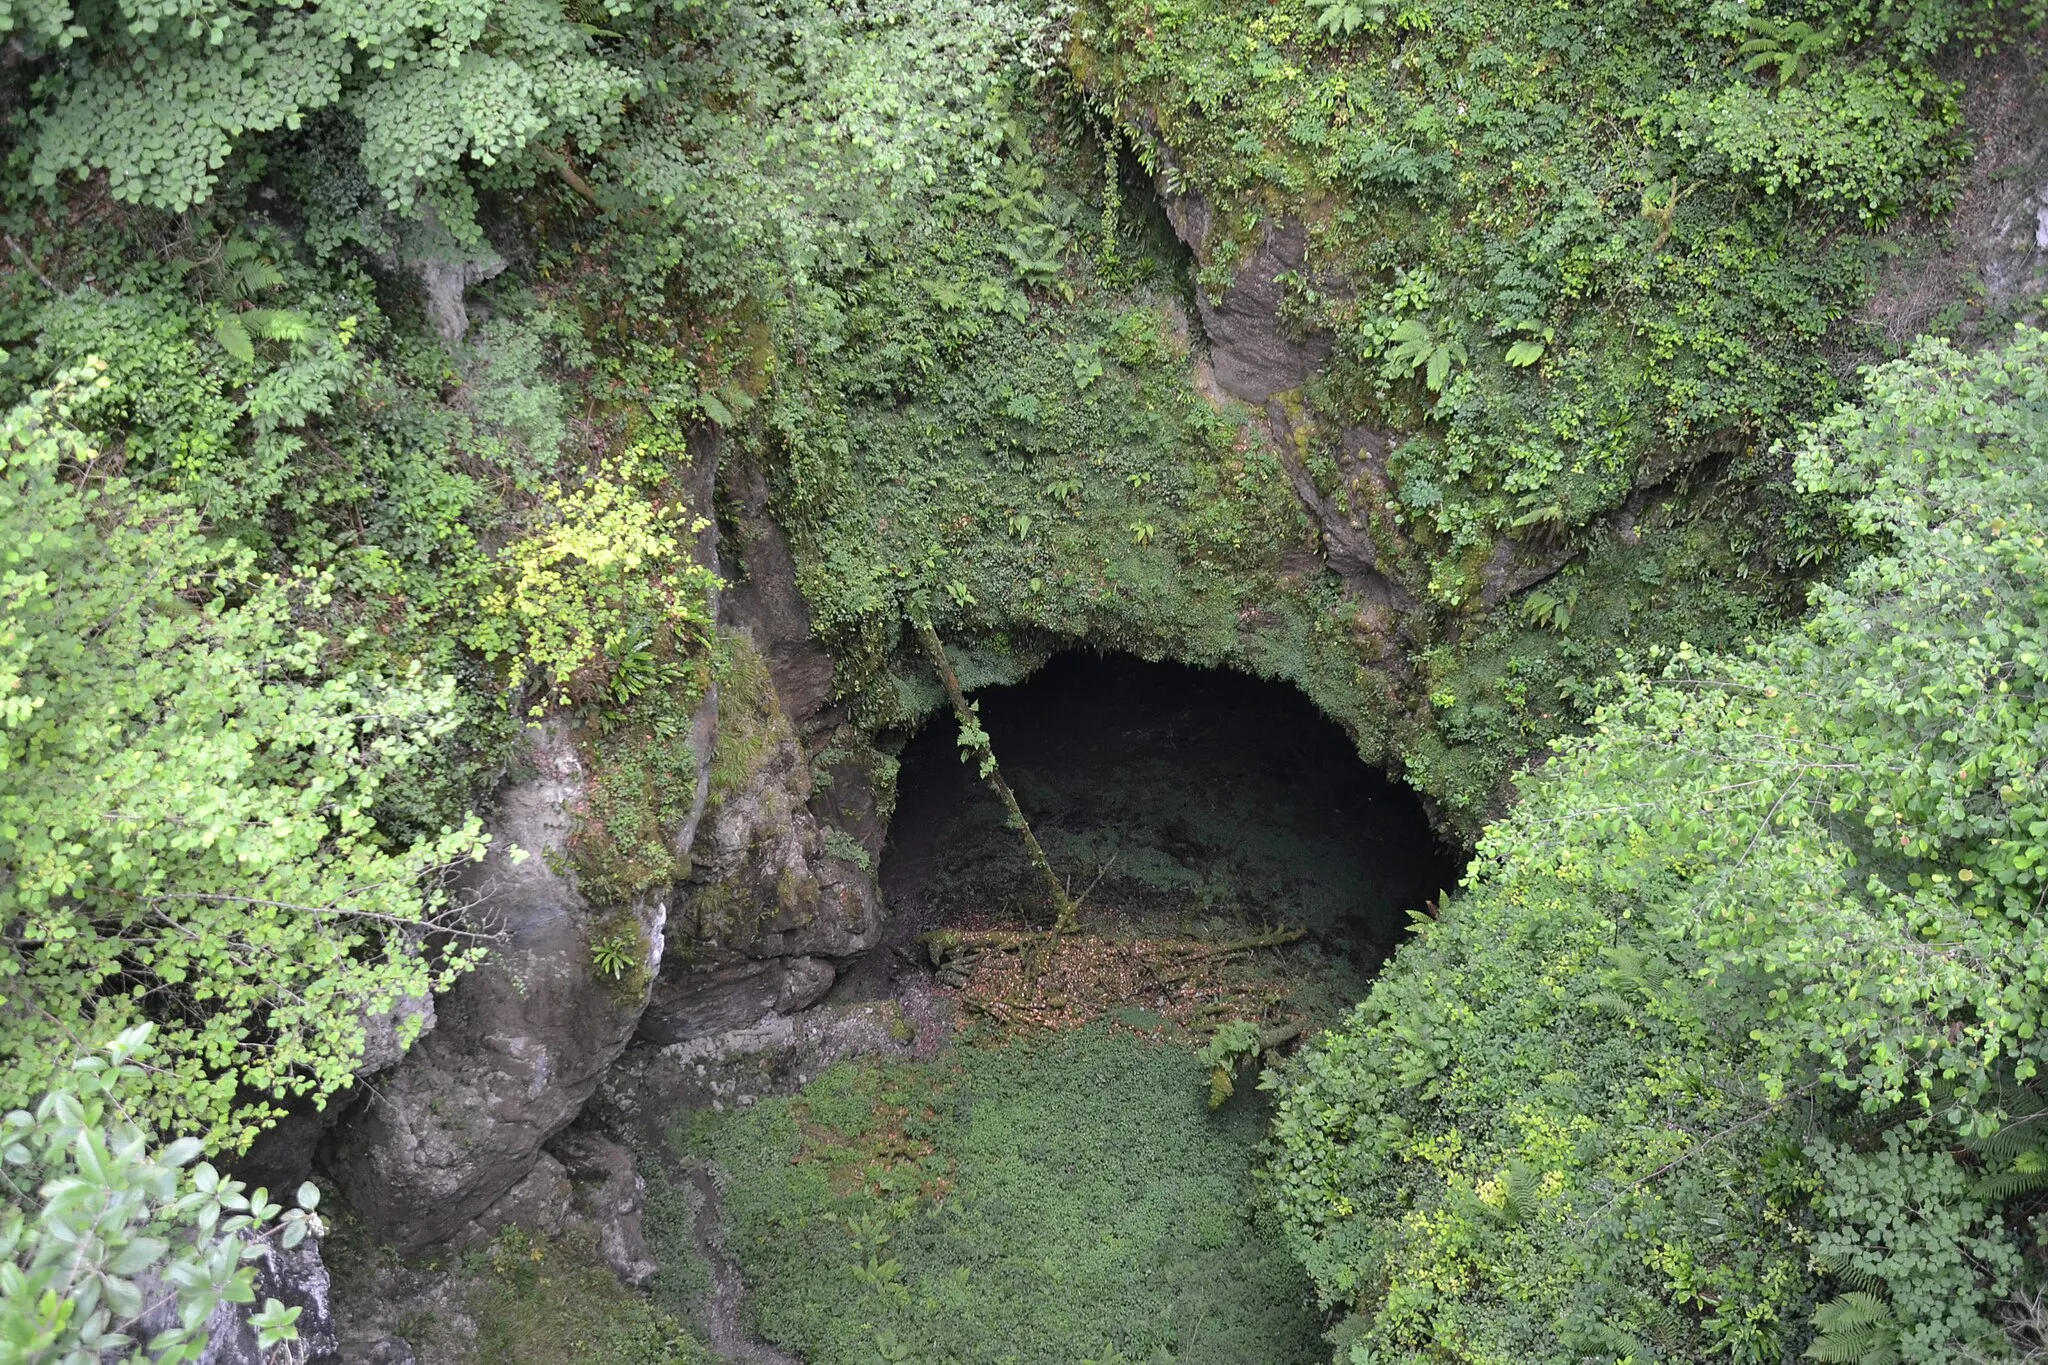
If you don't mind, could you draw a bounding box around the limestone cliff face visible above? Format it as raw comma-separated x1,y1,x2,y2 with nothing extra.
1154,177,1606,627
325,429,726,1256
1160,192,1333,407
325,719,675,1253
642,456,890,1042
325,435,893,1260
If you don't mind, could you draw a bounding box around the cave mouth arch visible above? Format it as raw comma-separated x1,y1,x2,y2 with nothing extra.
872,652,1463,976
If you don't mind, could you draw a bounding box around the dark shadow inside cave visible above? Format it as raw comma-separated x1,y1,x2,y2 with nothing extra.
869,653,1463,977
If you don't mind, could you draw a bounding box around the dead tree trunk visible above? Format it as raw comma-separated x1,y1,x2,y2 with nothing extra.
911,616,1077,933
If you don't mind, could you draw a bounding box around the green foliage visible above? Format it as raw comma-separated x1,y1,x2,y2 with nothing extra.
462,1228,712,1365
0,370,489,1148
1384,318,1465,394
1739,15,1842,90
1314,0,1386,39
591,0,1054,293
1807,1293,1898,1365
1198,1019,1265,1107
679,1030,1325,1364
1266,327,2048,1362
1657,63,1966,226
469,444,719,712
13,0,637,230
590,931,640,980
1074,0,2010,587
0,1028,320,1364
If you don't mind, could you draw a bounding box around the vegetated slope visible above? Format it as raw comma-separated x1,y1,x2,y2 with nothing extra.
1074,0,2043,811
680,1029,1325,1365
2,0,2017,1143
1266,328,2048,1363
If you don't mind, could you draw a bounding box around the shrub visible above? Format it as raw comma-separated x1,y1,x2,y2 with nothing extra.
0,1028,320,1364
0,368,488,1148
1268,327,2048,1363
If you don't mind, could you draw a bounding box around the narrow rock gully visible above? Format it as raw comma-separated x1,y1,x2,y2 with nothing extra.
687,1165,803,1365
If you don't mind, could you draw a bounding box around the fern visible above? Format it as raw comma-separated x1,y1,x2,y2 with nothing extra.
1967,1092,2048,1161
1812,1252,1885,1295
1738,16,1841,91
1495,1160,1539,1226
1632,1291,1687,1353
1806,1293,1899,1365
1198,1020,1264,1110
1973,1146,2048,1200
1520,584,1579,633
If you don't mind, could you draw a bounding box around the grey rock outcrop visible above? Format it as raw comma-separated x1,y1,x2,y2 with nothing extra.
326,429,725,1258
640,956,837,1044
641,456,889,1049
549,1129,658,1288
393,208,508,344
1864,42,2048,345
324,720,673,1254
131,1234,339,1365
672,660,883,962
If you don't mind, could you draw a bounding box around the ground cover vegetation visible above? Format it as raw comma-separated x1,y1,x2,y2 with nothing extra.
677,1027,1328,1365
0,0,2044,1351
319,1199,717,1365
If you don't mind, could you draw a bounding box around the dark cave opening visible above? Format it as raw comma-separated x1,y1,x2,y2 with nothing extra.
874,653,1464,971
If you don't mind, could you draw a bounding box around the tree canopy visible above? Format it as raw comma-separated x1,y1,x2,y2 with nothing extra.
1267,326,2048,1363
0,367,488,1151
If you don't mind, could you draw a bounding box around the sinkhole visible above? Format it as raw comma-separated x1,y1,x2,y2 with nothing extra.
874,652,1463,968
668,655,1470,1365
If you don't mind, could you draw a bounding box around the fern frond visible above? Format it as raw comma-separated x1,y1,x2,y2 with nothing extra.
1806,1293,1899,1365
1969,1112,2048,1159
1499,1161,1539,1226
1812,1252,1885,1294
1631,1291,1686,1352
1207,1065,1234,1109
1976,1166,2048,1201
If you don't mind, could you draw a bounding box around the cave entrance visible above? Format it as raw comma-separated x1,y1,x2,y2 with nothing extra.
669,655,1467,1365
875,652,1462,979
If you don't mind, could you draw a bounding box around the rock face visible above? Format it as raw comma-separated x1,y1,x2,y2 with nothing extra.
549,1128,659,1288
322,423,889,1269
1864,43,2048,346
129,1235,339,1365
643,457,890,1048
393,208,508,344
640,956,837,1044
672,656,882,961
1160,190,1332,405
1154,170,1590,630
325,719,676,1254
327,427,728,1257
